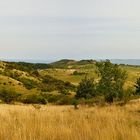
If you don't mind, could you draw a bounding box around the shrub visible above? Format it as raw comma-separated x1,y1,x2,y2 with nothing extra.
59,89,70,95
45,94,74,105
42,75,76,92
46,94,61,103
19,78,38,90
123,88,134,104
72,71,85,75
76,77,96,99
105,93,114,103
56,96,72,105
0,88,21,104
23,94,47,104
135,78,140,95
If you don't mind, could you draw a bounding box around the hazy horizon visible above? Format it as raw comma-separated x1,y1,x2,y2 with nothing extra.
2,58,140,66
1,0,140,60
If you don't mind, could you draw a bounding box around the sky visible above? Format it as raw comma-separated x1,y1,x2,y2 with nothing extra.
1,0,140,61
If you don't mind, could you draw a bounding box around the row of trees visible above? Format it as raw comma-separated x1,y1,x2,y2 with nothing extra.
76,60,140,103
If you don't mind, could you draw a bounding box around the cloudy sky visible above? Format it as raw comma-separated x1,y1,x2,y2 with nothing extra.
1,0,140,61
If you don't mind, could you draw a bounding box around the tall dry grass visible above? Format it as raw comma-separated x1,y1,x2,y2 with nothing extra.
0,103,140,140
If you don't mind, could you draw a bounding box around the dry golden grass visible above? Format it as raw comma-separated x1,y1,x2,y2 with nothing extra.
0,103,140,140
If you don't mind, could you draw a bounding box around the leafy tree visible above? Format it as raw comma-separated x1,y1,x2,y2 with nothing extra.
76,77,96,99
96,60,127,103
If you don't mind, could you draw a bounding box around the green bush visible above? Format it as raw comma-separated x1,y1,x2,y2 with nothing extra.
135,78,140,95
22,94,47,104
56,96,73,105
76,77,96,99
42,75,76,92
19,78,38,90
45,94,74,105
46,94,61,103
0,88,21,104
122,88,134,104
59,89,71,95
72,71,85,75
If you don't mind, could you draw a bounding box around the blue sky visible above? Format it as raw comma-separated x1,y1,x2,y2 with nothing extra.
1,0,140,61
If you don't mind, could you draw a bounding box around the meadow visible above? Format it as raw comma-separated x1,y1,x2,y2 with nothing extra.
40,64,140,88
0,101,140,140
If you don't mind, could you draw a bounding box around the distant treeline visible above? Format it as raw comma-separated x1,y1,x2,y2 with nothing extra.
5,61,52,71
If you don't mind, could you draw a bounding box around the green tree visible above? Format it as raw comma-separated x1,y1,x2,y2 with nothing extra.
96,60,127,103
76,77,96,99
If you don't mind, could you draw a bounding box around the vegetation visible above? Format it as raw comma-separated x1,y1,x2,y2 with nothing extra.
135,78,140,95
19,78,38,90
22,94,47,104
0,88,20,104
5,61,52,72
0,59,140,105
0,103,140,140
96,60,127,103
76,77,96,99
75,60,130,104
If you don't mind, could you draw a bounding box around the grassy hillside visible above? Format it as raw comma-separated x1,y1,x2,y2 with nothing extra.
0,60,76,104
0,59,140,104
40,62,140,88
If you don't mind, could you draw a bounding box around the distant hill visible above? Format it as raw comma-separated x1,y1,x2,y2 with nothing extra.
50,59,96,68
50,59,76,66
76,59,96,65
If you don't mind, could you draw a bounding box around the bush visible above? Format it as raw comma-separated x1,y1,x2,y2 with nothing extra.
76,77,96,99
135,78,140,95
73,71,85,75
122,88,134,104
19,78,38,90
59,89,70,95
105,93,114,103
22,94,47,104
0,88,21,104
56,96,73,105
42,75,76,92
46,94,61,103
44,94,74,105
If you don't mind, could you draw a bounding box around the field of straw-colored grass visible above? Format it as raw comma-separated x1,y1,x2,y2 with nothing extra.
0,102,140,140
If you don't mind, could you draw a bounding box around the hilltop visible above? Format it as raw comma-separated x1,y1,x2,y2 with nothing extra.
50,59,96,68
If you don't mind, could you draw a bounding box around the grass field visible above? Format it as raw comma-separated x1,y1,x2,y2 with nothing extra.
0,102,140,140
39,65,140,88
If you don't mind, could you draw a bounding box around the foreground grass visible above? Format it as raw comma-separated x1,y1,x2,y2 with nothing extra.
0,103,140,140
